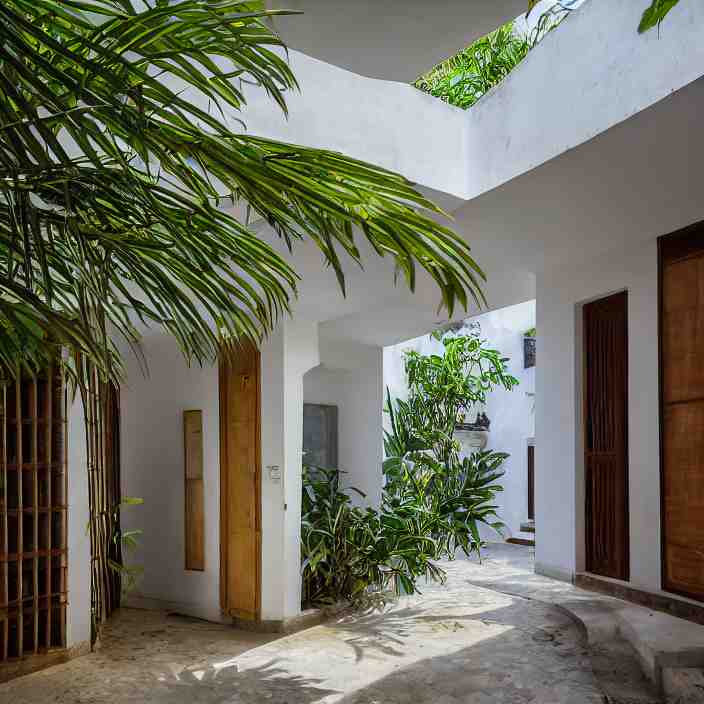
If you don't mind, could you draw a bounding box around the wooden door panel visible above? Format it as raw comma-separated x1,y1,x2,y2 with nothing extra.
662,257,704,404
663,403,704,547
661,228,704,601
219,345,261,621
584,291,629,581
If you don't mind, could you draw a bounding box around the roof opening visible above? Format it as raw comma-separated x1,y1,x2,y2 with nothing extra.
413,0,584,110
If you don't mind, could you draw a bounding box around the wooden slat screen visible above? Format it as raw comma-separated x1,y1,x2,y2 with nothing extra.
0,365,67,663
184,410,204,571
660,228,704,600
584,291,629,581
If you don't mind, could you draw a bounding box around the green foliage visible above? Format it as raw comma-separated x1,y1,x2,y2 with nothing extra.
414,21,530,110
393,330,518,463
301,465,441,608
638,0,681,33
382,450,508,562
0,0,485,383
301,453,505,609
302,329,518,609
107,497,144,596
414,4,576,110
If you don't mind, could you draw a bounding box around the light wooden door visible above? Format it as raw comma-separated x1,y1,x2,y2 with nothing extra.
660,229,704,600
584,291,630,581
219,345,261,620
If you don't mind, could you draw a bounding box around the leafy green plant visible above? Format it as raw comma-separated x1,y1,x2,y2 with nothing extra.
302,330,517,609
639,0,680,33
108,497,144,597
414,4,574,110
301,455,505,609
383,450,508,563
301,465,440,608
393,330,518,463
414,21,530,110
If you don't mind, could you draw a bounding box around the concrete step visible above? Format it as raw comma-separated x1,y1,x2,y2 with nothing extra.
553,596,704,693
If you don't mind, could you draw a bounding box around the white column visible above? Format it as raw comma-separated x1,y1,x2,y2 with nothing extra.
259,318,319,622
67,394,91,647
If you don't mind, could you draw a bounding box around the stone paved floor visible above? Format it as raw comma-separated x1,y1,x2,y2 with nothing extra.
0,544,656,703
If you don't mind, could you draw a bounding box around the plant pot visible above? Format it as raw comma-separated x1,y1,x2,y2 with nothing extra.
454,426,489,451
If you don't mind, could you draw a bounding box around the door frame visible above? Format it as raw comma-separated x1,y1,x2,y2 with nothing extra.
218,346,262,621
582,290,630,581
658,220,704,602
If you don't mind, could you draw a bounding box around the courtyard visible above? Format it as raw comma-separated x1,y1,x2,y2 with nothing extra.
0,544,671,704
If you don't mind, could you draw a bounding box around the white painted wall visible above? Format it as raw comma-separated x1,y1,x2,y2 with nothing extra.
119,332,222,622
383,301,536,539
464,0,704,203
303,340,384,506
259,319,320,621
67,395,91,647
117,317,321,625
234,49,469,200
536,239,660,590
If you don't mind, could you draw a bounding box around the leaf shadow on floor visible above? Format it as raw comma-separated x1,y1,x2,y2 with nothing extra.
139,657,338,704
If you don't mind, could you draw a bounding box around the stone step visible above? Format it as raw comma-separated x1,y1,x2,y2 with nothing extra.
552,596,704,693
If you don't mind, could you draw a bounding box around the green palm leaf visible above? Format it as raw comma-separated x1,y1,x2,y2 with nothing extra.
0,0,484,380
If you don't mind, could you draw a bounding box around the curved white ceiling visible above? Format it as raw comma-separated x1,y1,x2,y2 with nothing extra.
266,0,527,82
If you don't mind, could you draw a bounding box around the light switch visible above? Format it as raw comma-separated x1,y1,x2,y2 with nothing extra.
267,465,282,483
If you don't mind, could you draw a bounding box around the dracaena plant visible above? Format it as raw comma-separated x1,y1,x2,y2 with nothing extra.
0,0,485,382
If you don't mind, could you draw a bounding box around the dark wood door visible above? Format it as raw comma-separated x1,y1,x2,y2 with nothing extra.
527,445,535,521
219,345,261,621
660,229,704,600
584,291,629,580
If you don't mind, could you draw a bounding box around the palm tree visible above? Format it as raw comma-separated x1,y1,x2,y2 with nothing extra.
0,0,486,381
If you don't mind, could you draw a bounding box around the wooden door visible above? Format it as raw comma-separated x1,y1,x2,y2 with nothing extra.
660,229,704,600
584,291,630,580
527,445,535,521
219,345,261,621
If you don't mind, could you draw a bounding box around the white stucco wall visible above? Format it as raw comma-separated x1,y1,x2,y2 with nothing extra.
303,341,384,507
383,301,536,539
119,319,320,625
67,395,91,648
119,332,222,622
465,0,704,202
536,239,661,590
260,319,320,622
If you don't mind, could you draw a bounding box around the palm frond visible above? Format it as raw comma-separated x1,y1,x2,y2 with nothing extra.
0,0,484,381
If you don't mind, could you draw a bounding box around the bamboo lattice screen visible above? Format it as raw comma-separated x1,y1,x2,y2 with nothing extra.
81,369,121,633
0,363,67,662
